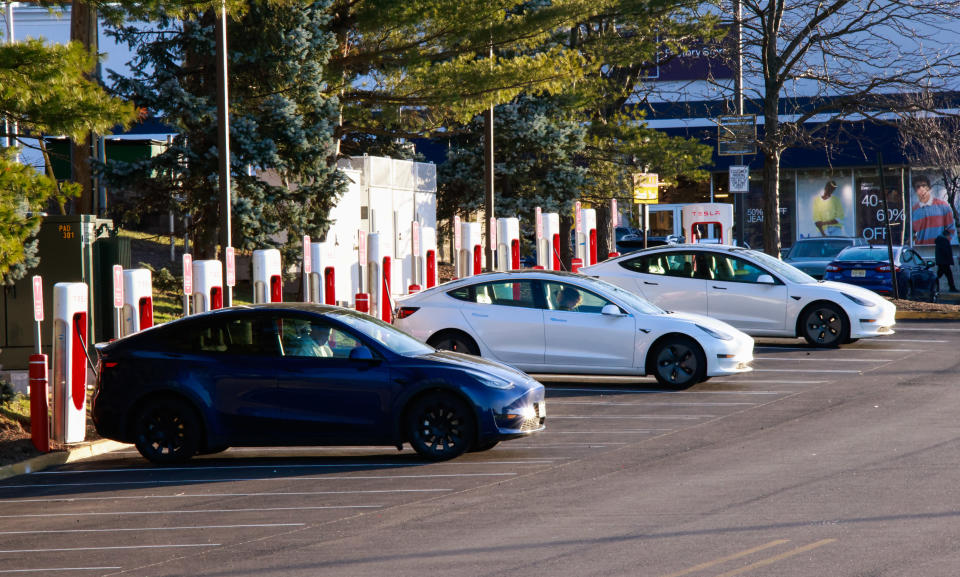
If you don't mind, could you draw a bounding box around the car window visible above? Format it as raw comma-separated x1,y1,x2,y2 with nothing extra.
543,281,612,314
621,252,698,278
706,253,771,284
162,316,278,355
277,317,362,359
789,239,853,258
836,247,892,262
447,280,538,309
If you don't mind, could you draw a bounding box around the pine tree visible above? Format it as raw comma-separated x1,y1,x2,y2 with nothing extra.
0,39,136,283
102,1,344,264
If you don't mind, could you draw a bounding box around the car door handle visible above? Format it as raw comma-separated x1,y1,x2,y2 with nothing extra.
712,285,727,290
549,318,568,322
471,313,489,318
643,281,659,285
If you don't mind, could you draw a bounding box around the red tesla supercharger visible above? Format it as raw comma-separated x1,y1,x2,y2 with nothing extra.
309,241,337,305
460,222,482,277
541,212,561,271
421,225,438,289
497,217,520,271
253,248,283,303
121,268,153,336
582,207,598,266
192,259,223,313
52,282,88,444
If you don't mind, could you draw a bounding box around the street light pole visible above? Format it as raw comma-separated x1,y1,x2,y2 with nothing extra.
483,38,495,272
215,1,233,307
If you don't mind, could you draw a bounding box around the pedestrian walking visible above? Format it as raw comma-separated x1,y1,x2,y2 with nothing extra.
934,230,957,292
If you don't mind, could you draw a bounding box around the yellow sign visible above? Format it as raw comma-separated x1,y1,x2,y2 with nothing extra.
633,173,659,204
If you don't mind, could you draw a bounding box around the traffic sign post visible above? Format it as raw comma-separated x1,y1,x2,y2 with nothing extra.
182,253,193,316
32,275,43,354
729,165,750,193
112,265,123,340
717,114,757,156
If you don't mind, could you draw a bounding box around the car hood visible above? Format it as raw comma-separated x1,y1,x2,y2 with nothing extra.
418,350,540,386
660,310,752,340
814,280,890,302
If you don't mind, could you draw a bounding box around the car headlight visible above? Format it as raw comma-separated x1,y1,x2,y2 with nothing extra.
842,292,877,307
696,324,733,341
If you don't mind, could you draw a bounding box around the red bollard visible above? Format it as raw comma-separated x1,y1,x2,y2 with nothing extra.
29,354,49,453
571,258,583,273
607,251,620,259
408,284,421,294
355,293,370,313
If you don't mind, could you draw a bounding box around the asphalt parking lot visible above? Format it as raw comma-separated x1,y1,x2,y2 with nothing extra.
3,320,960,576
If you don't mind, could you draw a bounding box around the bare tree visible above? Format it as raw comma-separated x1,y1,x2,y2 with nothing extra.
899,98,960,239
715,0,960,256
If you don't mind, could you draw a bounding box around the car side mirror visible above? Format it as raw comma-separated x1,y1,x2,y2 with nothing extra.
756,274,775,284
926,259,936,268
601,304,626,316
349,346,376,361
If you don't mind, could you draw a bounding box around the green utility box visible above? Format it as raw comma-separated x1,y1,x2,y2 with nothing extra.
0,215,128,370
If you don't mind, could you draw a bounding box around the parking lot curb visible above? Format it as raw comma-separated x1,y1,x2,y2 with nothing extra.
895,311,960,320
0,439,129,482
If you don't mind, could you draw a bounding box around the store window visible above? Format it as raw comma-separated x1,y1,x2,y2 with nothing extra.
854,167,906,245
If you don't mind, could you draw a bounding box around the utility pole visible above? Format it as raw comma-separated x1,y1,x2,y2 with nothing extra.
215,1,233,307
69,0,99,214
483,39,495,272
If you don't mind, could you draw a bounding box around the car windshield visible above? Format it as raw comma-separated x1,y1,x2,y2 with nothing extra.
577,275,666,315
332,311,434,356
836,247,899,262
789,239,854,258
744,250,816,284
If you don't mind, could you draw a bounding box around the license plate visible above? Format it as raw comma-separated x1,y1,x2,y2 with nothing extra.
851,269,866,277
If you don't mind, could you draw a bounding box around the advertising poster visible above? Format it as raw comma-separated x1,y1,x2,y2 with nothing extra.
854,170,906,245
796,172,855,239
909,170,958,245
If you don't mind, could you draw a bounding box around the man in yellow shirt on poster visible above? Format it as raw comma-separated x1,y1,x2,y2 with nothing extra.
813,180,845,236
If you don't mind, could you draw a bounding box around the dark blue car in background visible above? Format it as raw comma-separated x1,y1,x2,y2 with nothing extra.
93,304,545,464
824,245,938,301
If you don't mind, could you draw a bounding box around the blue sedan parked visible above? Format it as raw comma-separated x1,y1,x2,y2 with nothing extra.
824,245,938,301
93,304,545,464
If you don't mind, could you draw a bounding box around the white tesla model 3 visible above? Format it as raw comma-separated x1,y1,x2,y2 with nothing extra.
581,244,896,347
394,270,753,389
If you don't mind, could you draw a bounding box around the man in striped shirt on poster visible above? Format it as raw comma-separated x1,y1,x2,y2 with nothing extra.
911,175,957,245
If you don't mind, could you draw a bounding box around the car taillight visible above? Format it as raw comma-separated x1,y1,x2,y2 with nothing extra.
396,307,419,319
874,264,898,273
825,264,841,272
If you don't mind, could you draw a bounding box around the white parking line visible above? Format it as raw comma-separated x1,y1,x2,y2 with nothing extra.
0,472,517,490
754,357,892,362
0,568,121,574
894,327,960,332
548,401,755,406
549,415,713,420
0,544,217,554
553,430,671,434
707,380,822,385
1,489,450,504
751,368,862,373
754,346,919,352
0,523,305,535
36,461,551,475
545,387,788,395
879,338,948,343
0,505,381,519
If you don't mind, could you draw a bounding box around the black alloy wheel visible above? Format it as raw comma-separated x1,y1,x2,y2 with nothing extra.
801,303,848,347
650,336,706,389
428,331,480,355
405,393,475,461
133,397,201,465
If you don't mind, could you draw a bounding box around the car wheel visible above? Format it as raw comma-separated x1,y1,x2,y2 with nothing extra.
133,397,201,465
405,393,476,461
649,336,706,389
427,330,480,356
800,303,848,348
